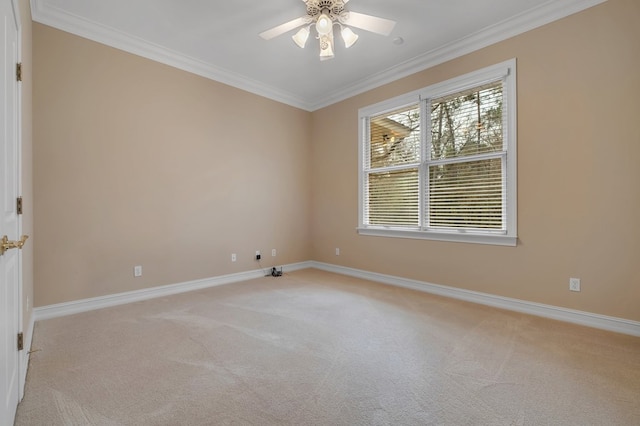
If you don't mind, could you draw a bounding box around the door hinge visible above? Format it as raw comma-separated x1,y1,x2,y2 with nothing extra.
17,197,23,215
16,63,22,82
17,332,24,351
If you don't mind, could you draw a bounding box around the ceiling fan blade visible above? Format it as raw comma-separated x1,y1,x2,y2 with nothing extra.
259,16,308,40
343,11,396,36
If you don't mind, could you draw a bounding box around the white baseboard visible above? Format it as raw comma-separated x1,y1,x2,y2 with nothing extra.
309,261,640,337
33,261,313,321
33,260,640,338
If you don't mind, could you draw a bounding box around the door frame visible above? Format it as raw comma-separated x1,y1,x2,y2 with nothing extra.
6,0,24,407
12,0,25,400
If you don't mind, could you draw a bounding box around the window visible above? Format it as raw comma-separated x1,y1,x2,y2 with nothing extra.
358,60,517,246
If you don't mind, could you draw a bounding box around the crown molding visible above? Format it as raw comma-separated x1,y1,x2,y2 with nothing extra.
30,0,313,110
309,0,607,110
31,0,605,112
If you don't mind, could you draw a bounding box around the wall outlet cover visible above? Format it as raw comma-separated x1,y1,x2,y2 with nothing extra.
569,277,581,292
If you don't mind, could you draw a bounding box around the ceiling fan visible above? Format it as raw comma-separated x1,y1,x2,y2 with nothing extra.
259,0,396,61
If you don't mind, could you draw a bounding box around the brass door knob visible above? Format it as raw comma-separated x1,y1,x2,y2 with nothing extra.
0,235,29,256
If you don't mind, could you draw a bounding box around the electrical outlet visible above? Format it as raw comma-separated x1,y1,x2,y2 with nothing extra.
256,250,261,261
272,248,276,257
335,248,340,256
569,277,581,292
134,265,142,277
231,253,237,262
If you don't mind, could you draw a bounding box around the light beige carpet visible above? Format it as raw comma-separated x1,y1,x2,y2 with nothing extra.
15,269,640,425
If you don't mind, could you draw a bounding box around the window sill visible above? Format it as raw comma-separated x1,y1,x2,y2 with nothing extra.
357,227,517,246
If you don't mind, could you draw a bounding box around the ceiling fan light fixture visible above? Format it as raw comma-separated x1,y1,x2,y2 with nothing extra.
315,11,333,35
292,26,310,48
319,33,335,61
341,26,358,48
260,0,396,61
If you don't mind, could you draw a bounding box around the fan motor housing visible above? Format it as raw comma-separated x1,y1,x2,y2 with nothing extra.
306,0,346,21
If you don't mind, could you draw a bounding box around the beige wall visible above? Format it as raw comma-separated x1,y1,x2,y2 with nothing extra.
32,0,639,322
33,24,311,306
18,0,33,335
310,0,640,322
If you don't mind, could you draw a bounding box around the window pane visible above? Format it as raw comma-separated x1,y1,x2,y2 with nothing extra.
369,105,420,169
428,158,503,229
359,60,516,244
430,83,503,160
367,169,419,226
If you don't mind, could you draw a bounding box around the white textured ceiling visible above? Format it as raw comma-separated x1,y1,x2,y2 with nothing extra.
31,0,605,111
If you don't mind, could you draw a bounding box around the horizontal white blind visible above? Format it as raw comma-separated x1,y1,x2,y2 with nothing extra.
366,169,419,226
428,158,503,229
427,81,505,230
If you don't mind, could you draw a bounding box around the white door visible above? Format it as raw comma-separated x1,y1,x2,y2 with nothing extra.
0,0,21,424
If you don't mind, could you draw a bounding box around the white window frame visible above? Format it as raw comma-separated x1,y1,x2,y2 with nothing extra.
357,59,517,246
